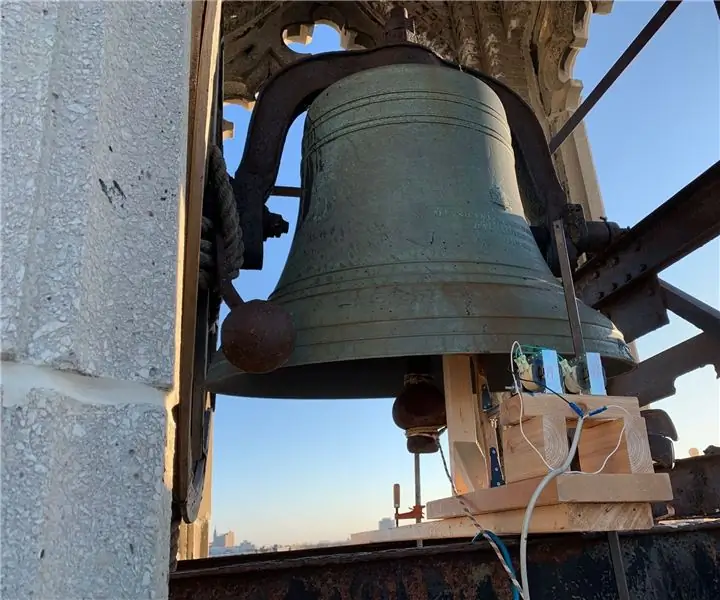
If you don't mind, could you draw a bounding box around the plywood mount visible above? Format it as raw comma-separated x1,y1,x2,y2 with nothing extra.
351,355,673,544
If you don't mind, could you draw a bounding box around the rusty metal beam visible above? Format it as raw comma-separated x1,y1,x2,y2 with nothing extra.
660,279,720,339
549,1,682,153
607,332,720,405
599,276,669,343
170,524,720,600
272,185,302,197
576,160,720,308
598,276,720,345
657,453,720,518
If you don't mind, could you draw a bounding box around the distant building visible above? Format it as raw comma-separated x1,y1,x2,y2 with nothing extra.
378,518,396,530
209,540,257,557
211,528,236,548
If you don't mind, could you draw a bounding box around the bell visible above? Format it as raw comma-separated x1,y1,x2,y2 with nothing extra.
207,64,634,399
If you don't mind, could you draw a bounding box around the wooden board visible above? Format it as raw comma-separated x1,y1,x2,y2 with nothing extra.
472,358,505,486
442,355,488,493
426,473,673,519
350,502,654,543
175,0,223,508
500,394,640,426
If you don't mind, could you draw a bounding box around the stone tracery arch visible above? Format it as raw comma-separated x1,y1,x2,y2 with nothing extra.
221,0,613,218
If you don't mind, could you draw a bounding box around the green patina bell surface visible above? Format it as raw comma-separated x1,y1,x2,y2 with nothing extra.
207,64,635,399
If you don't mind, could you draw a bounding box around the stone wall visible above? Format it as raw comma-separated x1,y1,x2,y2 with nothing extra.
1,1,192,597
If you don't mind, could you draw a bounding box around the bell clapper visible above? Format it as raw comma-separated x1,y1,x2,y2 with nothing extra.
217,236,296,375
392,363,446,455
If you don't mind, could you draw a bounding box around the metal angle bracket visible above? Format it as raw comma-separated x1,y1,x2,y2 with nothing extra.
489,447,505,487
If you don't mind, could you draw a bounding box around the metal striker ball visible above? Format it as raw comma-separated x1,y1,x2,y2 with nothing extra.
220,300,296,374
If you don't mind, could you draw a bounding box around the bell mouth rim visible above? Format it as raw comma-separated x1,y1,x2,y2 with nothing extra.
205,348,635,400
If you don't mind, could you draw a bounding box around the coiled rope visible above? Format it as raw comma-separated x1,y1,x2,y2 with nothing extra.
198,145,244,291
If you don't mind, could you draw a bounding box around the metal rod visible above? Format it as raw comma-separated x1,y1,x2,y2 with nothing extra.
272,185,302,198
414,453,422,524
607,531,631,600
549,0,682,154
553,220,586,358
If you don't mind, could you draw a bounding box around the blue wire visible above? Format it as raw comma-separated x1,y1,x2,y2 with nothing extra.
472,530,521,600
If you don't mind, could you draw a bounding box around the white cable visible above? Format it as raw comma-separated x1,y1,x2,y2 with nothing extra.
568,404,632,475
510,343,630,477
510,341,554,470
520,415,587,600
436,431,526,599
508,343,634,598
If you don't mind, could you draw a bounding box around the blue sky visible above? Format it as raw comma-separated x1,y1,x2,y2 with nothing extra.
211,2,719,546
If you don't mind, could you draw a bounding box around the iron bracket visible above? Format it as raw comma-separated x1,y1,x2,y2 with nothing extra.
607,331,720,406
607,531,631,600
489,447,505,487
575,160,720,308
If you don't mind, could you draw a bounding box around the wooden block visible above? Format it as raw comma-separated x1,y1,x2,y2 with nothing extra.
579,419,631,474
500,394,640,426
502,415,568,483
443,355,489,493
426,473,673,519
576,415,653,474
624,416,654,473
350,502,654,543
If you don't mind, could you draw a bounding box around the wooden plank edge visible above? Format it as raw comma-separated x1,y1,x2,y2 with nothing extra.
427,473,673,519
500,394,640,426
351,503,654,544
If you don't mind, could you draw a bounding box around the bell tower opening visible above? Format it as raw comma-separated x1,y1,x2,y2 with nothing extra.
283,22,350,54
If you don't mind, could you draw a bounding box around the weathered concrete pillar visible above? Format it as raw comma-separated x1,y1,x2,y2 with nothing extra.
1,2,190,598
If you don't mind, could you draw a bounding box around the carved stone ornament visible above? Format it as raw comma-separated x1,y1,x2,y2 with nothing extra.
222,1,613,217
223,1,611,119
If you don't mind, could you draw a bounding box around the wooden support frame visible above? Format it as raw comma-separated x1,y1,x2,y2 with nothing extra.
442,355,489,493
350,355,673,544
175,0,222,523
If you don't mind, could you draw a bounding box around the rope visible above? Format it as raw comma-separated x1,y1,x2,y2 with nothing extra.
405,426,442,438
208,145,243,280
403,373,434,386
198,217,215,291
437,436,526,598
198,145,244,290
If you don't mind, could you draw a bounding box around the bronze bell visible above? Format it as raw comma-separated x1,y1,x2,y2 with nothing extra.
206,64,635,400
